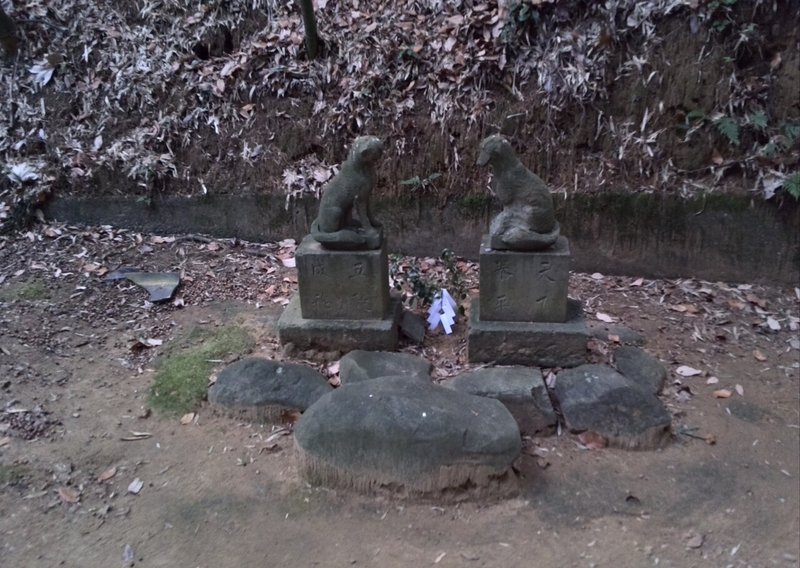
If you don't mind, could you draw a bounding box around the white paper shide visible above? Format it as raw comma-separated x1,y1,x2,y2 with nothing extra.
427,289,457,335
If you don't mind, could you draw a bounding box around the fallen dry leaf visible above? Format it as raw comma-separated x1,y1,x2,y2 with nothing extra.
672,304,699,315
97,466,117,483
595,312,616,323
180,412,195,425
685,531,704,549
58,486,80,504
753,349,767,362
578,431,608,449
713,389,732,399
735,384,744,396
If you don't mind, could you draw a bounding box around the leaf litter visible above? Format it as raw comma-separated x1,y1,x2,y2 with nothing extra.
3,0,792,223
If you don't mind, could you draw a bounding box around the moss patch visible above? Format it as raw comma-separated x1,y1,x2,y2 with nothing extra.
457,194,492,218
149,325,255,416
0,464,30,487
0,280,49,302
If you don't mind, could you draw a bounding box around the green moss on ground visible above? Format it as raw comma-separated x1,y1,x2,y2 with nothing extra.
149,325,255,416
0,280,49,301
0,464,29,487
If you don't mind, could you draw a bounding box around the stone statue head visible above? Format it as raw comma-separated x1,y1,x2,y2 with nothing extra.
477,134,514,167
349,136,384,165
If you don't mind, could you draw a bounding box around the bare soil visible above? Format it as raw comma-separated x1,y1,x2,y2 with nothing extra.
0,224,798,568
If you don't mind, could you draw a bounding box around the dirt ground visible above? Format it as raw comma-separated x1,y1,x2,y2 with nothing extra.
0,223,798,568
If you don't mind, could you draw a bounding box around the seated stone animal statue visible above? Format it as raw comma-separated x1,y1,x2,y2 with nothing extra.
477,134,560,251
310,136,384,250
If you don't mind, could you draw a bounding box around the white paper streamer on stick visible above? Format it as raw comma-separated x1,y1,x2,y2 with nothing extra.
427,289,458,334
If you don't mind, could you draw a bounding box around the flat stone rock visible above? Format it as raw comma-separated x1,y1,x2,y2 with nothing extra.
445,367,556,436
554,364,671,450
614,346,667,395
468,298,589,367
208,357,331,421
294,377,521,497
399,310,427,344
277,296,402,352
339,350,431,384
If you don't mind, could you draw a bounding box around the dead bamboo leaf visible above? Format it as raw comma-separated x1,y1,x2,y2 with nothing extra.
676,365,702,377
595,312,616,323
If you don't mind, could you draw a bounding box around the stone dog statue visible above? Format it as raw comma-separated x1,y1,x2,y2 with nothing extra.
477,134,560,251
310,136,384,250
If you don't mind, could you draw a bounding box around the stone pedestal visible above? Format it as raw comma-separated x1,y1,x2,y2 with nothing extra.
278,236,400,352
480,236,570,322
469,235,588,367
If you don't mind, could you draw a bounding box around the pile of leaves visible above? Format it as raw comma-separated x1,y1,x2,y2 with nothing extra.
1,0,797,228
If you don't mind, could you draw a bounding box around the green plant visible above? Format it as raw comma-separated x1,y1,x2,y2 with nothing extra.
707,0,738,33
389,250,469,314
748,110,768,131
390,255,439,307
713,114,740,146
784,173,800,200
399,172,442,192
441,249,467,315
0,280,49,302
149,326,255,416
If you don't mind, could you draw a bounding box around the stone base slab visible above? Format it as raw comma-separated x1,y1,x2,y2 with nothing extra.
278,296,402,352
468,298,588,367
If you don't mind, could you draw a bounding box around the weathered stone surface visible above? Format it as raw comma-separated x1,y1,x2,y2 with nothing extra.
399,310,426,344
208,357,331,421
468,298,588,367
554,364,671,450
446,367,556,435
477,134,560,252
277,296,402,352
614,346,667,395
339,350,431,384
310,136,384,250
479,236,570,323
587,322,646,345
294,377,521,496
296,235,389,320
